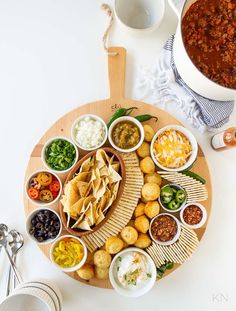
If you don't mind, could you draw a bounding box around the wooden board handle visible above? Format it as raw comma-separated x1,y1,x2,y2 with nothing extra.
108,47,126,100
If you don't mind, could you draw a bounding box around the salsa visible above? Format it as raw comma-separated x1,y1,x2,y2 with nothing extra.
183,205,203,225
151,215,177,242
112,121,140,149
182,0,236,89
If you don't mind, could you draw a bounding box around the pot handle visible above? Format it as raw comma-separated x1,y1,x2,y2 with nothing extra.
168,0,185,19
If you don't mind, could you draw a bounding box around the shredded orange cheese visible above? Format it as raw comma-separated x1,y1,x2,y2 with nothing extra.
153,130,192,168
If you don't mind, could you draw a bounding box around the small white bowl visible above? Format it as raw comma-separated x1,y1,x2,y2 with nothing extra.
150,125,198,172
109,247,157,297
16,279,62,311
114,0,165,34
108,116,144,153
71,114,108,151
159,184,187,213
26,207,62,245
50,235,87,272
0,289,55,311
41,136,79,174
180,203,207,229
25,170,62,207
149,213,181,246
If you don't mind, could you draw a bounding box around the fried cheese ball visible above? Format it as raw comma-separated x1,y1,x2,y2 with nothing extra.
141,183,160,201
134,233,151,249
143,125,155,142
137,142,150,158
134,215,149,233
94,250,111,268
134,202,145,218
105,236,124,254
140,157,155,174
120,226,138,245
144,173,162,186
95,266,109,280
144,201,160,218
76,264,94,280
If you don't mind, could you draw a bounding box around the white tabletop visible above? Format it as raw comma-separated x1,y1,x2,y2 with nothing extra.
0,1,236,310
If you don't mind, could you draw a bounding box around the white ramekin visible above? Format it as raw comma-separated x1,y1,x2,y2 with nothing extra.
25,207,62,245
180,202,207,229
71,114,108,151
108,116,144,153
158,183,187,213
109,247,157,297
41,136,79,174
25,170,62,207
50,235,87,272
149,213,181,246
150,125,198,172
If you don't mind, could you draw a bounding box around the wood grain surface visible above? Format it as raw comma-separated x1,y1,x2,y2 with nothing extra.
23,47,212,289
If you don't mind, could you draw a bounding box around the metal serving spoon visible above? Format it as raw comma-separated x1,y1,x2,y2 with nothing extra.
6,230,24,296
0,224,23,284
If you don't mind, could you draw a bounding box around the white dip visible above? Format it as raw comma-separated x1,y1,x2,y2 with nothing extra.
74,116,106,149
115,251,152,289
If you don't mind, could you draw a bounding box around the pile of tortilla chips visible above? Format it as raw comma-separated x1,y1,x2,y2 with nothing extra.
61,149,122,231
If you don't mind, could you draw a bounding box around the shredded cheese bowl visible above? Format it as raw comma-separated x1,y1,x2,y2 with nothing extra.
150,125,198,172
50,235,87,272
109,248,157,297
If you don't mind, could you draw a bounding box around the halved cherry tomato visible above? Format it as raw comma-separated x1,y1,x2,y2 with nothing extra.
37,173,52,186
39,189,53,203
27,187,39,200
49,180,60,192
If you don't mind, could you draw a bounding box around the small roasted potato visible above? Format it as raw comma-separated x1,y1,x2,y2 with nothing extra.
141,183,160,201
134,215,149,233
137,142,150,158
134,202,145,218
144,125,155,142
144,173,162,186
144,201,160,218
121,226,138,245
105,236,124,254
140,157,155,174
76,263,94,280
95,266,109,280
134,233,151,249
94,250,111,268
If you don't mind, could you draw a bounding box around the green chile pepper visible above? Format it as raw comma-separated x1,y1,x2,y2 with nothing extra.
135,114,158,122
107,107,137,128
161,186,173,204
168,200,180,210
176,190,186,203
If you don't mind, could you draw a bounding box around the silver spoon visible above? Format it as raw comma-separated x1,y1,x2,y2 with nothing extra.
0,224,8,251
0,224,23,284
6,230,24,296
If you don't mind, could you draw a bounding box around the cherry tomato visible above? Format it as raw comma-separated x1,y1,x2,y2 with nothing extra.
49,180,60,192
39,189,53,202
27,187,39,200
37,173,52,186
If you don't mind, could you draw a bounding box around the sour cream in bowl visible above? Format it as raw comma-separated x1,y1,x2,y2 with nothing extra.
109,248,157,297
71,114,107,151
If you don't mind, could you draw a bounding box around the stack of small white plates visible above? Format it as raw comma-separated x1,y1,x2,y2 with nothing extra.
0,279,62,311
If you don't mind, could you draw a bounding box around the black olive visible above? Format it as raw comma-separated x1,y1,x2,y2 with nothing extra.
54,222,60,229
35,223,43,230
29,227,35,235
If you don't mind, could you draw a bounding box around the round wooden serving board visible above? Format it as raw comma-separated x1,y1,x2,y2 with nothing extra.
23,47,212,289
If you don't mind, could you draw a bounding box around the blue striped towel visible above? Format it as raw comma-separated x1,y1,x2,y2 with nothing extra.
137,36,234,130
